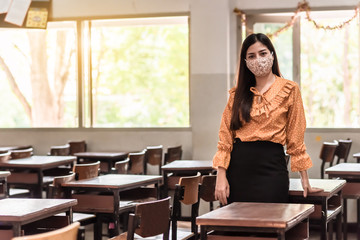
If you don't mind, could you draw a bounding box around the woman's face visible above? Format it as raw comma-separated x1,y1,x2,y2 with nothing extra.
245,41,274,77
245,42,271,61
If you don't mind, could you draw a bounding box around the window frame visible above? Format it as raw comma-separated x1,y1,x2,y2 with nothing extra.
0,13,191,130
242,9,360,130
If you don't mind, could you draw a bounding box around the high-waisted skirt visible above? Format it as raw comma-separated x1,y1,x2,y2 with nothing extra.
226,139,289,203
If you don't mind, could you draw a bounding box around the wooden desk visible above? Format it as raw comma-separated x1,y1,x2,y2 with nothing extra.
0,198,77,238
74,152,128,173
0,145,32,152
326,163,360,240
0,156,76,198
354,153,360,163
0,171,10,199
289,178,346,240
161,160,214,195
196,202,314,240
61,174,162,239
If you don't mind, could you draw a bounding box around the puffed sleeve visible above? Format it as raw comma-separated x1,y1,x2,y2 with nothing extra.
285,82,313,172
212,88,235,169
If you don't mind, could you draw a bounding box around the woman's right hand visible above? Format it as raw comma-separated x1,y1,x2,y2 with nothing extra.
215,167,230,205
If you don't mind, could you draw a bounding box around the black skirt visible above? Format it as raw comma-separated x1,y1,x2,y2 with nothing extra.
226,139,289,203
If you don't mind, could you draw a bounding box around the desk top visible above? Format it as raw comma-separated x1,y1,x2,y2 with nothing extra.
161,160,213,171
0,171,10,178
0,155,76,169
0,145,32,152
196,202,314,230
0,198,77,222
354,153,360,158
289,178,346,197
325,163,360,177
74,152,128,159
61,174,162,189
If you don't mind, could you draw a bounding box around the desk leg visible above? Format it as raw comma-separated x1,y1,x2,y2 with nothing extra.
108,159,112,173
344,199,348,240
12,223,21,237
321,198,328,240
163,172,168,198
200,226,207,240
36,170,44,198
357,199,360,240
113,189,120,236
336,204,342,240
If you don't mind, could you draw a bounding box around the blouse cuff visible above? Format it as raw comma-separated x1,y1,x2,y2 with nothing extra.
212,149,231,170
288,145,313,172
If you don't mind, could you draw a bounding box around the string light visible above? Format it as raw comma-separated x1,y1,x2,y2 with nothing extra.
234,0,360,39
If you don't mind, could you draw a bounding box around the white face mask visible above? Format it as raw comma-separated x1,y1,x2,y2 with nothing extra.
245,54,274,77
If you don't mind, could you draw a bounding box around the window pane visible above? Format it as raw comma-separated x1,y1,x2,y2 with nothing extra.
0,22,78,127
301,11,360,127
254,23,293,80
89,17,190,128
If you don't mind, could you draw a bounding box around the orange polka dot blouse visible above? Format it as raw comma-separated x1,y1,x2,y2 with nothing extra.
213,76,313,172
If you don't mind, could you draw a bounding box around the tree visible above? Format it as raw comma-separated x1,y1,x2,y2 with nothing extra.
0,28,75,127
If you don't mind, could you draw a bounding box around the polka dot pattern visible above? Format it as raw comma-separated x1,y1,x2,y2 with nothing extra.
213,76,313,172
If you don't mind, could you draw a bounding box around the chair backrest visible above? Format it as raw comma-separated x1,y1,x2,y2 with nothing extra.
320,141,339,179
68,140,86,155
0,151,11,163
50,173,76,198
10,148,33,159
114,159,129,174
128,150,146,175
199,175,216,203
73,161,100,180
127,197,171,240
12,222,80,240
164,145,182,164
50,144,70,156
145,145,163,175
335,139,352,164
320,141,339,163
172,173,201,240
178,173,202,205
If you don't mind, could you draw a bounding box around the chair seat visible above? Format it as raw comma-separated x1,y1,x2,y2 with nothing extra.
9,188,30,197
55,212,96,225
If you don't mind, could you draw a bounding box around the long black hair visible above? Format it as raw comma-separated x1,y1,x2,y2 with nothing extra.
230,33,281,131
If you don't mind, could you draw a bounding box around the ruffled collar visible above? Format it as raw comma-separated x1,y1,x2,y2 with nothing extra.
249,76,294,118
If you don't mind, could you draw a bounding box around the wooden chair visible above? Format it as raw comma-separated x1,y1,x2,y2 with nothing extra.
199,175,217,211
145,145,163,175
320,141,339,179
110,197,171,240
128,150,146,175
10,148,33,159
73,161,100,180
164,145,182,165
114,159,129,174
68,140,87,156
50,144,70,156
171,173,201,240
48,173,96,240
12,222,80,240
334,139,352,165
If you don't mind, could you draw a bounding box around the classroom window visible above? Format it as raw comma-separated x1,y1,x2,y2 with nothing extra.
246,10,360,128
0,21,78,128
84,16,190,128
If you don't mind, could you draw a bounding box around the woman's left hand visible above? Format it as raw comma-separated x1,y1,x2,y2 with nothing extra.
301,178,323,197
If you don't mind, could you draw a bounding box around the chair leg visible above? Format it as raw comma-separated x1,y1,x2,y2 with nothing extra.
321,162,325,179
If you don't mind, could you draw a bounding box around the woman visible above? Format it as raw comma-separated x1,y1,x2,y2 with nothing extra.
213,33,322,205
